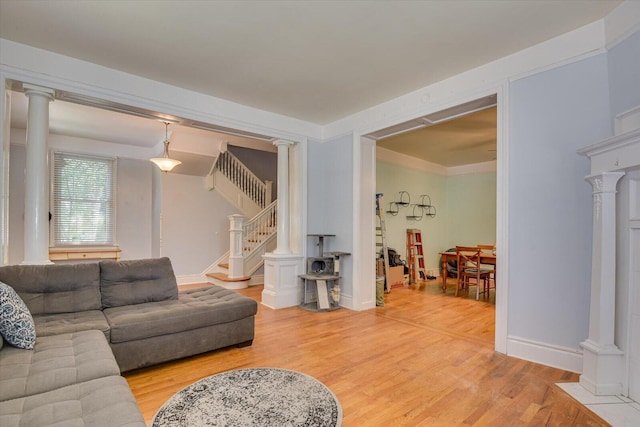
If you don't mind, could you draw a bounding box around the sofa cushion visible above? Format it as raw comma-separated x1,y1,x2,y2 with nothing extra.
0,375,146,427
33,311,110,341
0,263,101,315
0,282,36,350
100,257,178,308
104,285,258,343
0,330,120,402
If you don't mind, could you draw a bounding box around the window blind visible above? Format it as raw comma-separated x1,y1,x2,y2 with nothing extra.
52,152,116,246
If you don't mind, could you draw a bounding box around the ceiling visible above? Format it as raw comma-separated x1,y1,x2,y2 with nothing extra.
377,106,497,167
0,1,620,168
9,90,276,176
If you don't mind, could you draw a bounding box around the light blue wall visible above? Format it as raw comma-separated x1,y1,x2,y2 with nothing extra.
607,30,640,120
307,135,354,297
509,53,611,349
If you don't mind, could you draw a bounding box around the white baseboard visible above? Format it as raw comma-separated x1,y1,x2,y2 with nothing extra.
248,275,264,287
507,335,583,373
176,274,207,286
178,273,263,288
339,294,353,310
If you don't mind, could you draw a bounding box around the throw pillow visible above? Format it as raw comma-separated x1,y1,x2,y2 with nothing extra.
0,281,36,350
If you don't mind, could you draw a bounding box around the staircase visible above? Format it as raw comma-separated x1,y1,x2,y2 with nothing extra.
205,150,272,218
204,149,277,288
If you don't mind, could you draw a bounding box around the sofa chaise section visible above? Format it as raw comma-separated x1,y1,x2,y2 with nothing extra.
0,376,145,427
0,330,120,402
100,259,258,371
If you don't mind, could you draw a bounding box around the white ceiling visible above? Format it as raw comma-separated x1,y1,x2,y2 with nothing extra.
9,90,276,176
0,1,621,168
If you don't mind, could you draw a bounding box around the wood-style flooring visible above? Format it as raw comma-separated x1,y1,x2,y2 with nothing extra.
124,279,609,426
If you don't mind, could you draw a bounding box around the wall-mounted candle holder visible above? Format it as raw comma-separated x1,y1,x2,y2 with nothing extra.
406,204,424,221
395,191,410,207
386,202,399,216
386,192,436,220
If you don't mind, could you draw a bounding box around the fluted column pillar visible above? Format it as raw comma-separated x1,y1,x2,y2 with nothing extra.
579,171,625,395
273,139,293,254
22,84,54,265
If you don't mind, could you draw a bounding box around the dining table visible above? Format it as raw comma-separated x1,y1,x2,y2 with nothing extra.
439,250,496,293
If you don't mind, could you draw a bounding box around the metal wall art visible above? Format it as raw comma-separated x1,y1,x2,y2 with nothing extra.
386,192,436,220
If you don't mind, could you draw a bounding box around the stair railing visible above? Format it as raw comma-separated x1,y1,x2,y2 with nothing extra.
227,200,277,278
217,150,272,208
242,200,277,253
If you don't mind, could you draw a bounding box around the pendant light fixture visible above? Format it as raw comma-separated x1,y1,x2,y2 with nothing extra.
150,122,182,172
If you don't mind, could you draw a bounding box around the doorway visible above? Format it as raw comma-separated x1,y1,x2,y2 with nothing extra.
362,92,507,352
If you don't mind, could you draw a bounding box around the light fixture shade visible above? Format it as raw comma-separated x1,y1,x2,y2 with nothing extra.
150,156,181,172
150,122,182,172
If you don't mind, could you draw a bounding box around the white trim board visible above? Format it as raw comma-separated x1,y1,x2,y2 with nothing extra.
507,335,583,373
376,144,497,177
176,274,207,286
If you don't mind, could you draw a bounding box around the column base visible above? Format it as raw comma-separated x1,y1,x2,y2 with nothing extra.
579,339,624,395
261,253,303,309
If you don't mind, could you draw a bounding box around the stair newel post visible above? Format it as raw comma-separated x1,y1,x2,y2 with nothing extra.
228,214,246,279
265,180,273,207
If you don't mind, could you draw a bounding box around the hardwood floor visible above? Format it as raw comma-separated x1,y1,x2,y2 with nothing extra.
124,280,609,426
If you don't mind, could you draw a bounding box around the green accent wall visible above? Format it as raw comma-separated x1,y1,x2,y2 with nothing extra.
376,160,496,272
445,172,497,249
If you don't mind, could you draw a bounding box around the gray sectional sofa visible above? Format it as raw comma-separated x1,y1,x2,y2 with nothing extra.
0,257,258,427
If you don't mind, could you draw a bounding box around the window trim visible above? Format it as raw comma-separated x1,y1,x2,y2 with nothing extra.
49,150,118,249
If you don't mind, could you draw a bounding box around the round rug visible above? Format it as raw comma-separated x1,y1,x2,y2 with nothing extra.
151,367,342,427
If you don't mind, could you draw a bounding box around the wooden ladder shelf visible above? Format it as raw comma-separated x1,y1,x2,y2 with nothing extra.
406,229,426,283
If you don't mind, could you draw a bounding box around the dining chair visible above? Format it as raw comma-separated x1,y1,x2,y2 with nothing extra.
455,246,491,300
478,244,496,298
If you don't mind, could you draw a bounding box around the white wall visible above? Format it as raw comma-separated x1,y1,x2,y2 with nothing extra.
160,173,239,277
509,53,612,351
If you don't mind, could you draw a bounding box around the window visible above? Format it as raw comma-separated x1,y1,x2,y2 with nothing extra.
52,152,116,246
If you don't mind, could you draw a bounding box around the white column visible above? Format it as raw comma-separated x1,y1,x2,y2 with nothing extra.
228,214,245,279
262,139,302,309
580,171,625,395
273,139,293,254
22,84,54,265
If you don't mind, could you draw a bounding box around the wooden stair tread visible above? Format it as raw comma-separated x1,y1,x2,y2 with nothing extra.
219,262,229,269
207,272,251,282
